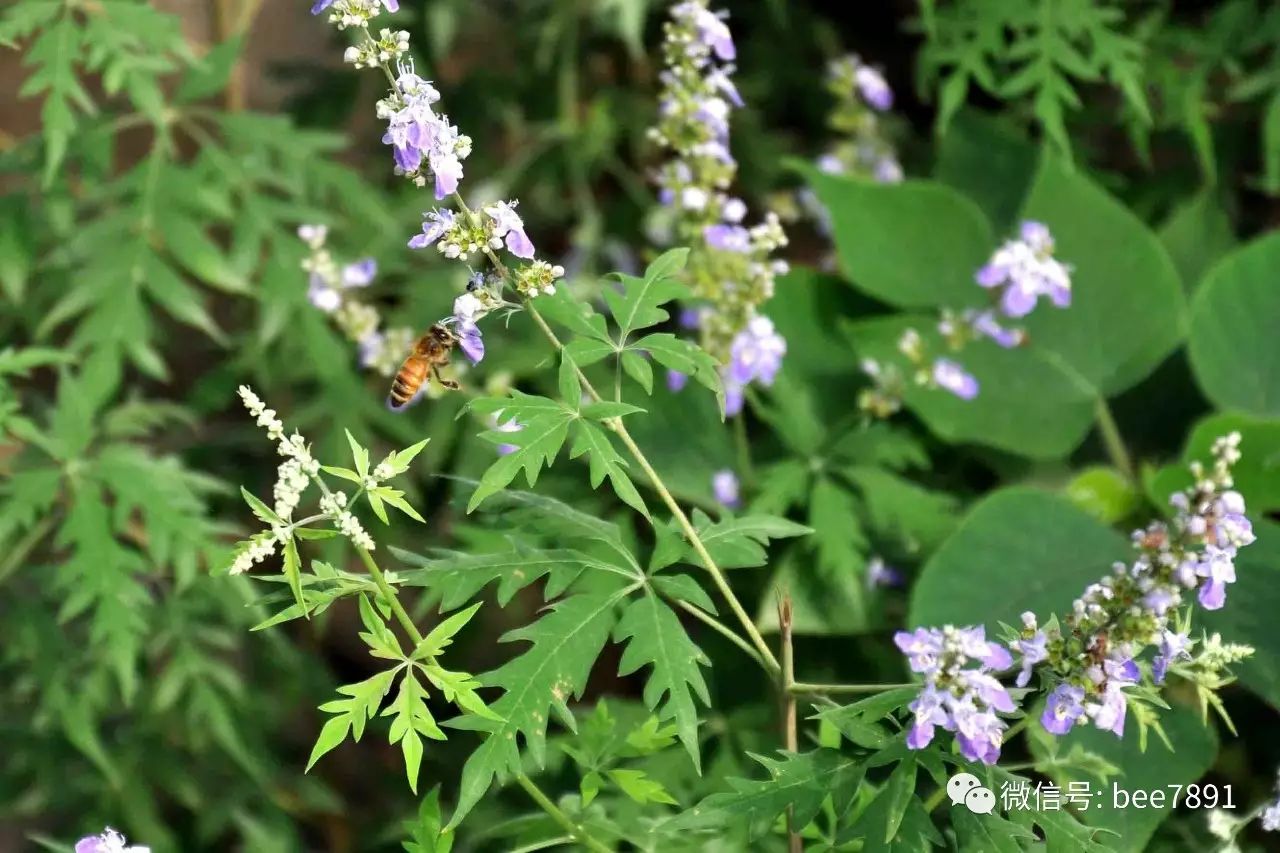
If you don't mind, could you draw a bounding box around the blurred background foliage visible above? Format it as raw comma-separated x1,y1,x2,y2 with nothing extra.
4,0,1280,850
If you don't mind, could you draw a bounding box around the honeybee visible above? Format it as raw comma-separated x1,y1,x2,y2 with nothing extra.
388,323,459,409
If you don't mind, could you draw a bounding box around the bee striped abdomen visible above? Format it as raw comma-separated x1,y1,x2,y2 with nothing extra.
388,357,428,408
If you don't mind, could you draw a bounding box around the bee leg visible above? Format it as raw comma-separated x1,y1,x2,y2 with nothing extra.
432,366,460,391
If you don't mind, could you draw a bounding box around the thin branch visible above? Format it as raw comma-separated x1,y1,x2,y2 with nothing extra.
779,595,802,853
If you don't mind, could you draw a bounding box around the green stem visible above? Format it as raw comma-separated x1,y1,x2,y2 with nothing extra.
515,775,613,853
0,516,57,585
1094,397,1133,479
779,597,802,853
674,598,765,669
787,681,915,696
356,546,426,647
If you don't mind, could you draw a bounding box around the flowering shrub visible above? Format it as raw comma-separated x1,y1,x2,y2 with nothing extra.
6,1,1280,851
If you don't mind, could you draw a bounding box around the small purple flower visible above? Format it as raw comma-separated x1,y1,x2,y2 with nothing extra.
873,155,903,184
76,828,149,853
975,222,1073,319
485,201,535,259
457,323,484,364
1042,683,1086,735
679,308,705,330
727,315,786,388
1152,629,1191,684
866,556,902,588
1012,632,1047,688
666,369,689,392
307,273,341,313
723,381,745,417
1196,545,1236,610
674,2,735,61
341,258,377,287
358,331,384,368
1264,802,1280,832
408,209,455,249
894,627,944,674
712,469,739,508
703,223,752,253
816,153,845,175
855,65,893,111
707,67,743,107
932,359,979,400
969,310,1025,348
721,197,747,223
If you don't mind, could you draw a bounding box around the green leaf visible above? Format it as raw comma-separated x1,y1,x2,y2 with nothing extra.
307,669,397,770
415,602,482,659
345,429,370,478
668,750,862,838
402,786,454,853
620,350,653,393
807,477,870,624
805,168,993,308
692,511,813,569
911,487,1127,632
614,591,711,772
842,466,959,555
1028,701,1218,851
632,333,723,401
239,486,281,526
604,249,691,343
558,350,582,410
176,36,243,103
607,768,679,805
1018,152,1186,396
1158,192,1236,292
397,546,632,609
580,401,646,420
468,393,574,511
159,215,246,293
384,671,445,792
933,110,1038,233
282,535,306,618
952,808,1037,853
569,420,649,518
446,589,628,829
1189,232,1280,416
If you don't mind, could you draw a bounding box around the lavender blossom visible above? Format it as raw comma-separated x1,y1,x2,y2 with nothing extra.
75,829,149,853
666,369,689,392
975,221,1073,319
711,469,740,508
866,556,903,588
896,625,1017,764
723,315,786,416
650,0,788,366
1152,629,1192,684
931,358,979,400
1041,684,1086,735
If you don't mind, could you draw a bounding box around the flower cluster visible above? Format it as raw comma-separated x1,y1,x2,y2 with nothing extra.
722,314,786,415
297,225,416,377
230,386,395,573
895,625,1016,764
309,7,569,373
1017,433,1254,738
76,828,149,853
859,222,1072,418
814,55,901,183
649,0,789,381
976,221,1072,318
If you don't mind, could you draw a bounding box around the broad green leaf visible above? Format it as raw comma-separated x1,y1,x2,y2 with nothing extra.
1027,701,1218,851
846,315,1096,459
933,110,1038,233
1158,192,1236,292
668,750,862,838
911,487,1128,632
1188,233,1280,416
446,589,628,829
1018,152,1186,396
805,167,993,308
614,592,711,772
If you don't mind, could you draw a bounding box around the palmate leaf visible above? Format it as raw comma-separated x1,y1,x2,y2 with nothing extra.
613,591,711,772
445,587,632,829
603,248,691,344
467,393,575,511
690,509,813,569
667,749,863,839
